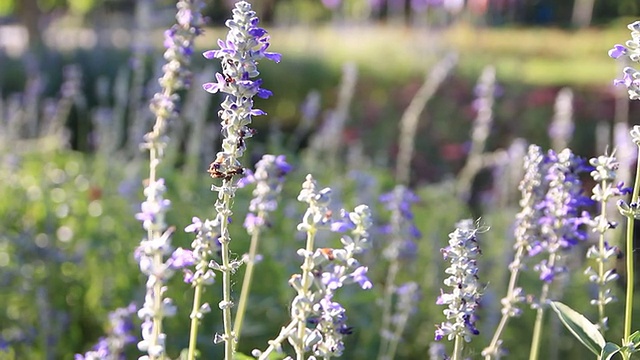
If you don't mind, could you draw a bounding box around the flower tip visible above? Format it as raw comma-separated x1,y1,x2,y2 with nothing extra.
203,50,217,59
608,44,627,59
202,82,218,93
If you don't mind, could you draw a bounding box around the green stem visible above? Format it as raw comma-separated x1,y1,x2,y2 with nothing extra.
377,261,399,360
596,188,608,334
529,253,556,360
147,142,166,360
257,320,298,360
187,280,203,360
233,215,264,345
452,334,464,360
624,214,634,342
623,148,640,342
219,184,235,360
529,305,545,360
295,226,317,360
485,245,526,360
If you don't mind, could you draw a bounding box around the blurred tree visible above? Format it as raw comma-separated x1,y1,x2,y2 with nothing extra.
571,0,595,28
16,0,43,47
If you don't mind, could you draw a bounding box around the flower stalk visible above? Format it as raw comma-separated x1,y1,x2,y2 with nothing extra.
201,2,280,358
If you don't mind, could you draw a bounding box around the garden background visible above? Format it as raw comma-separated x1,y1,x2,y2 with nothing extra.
2,0,640,359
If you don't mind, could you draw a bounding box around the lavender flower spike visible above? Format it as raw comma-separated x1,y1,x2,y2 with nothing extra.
234,154,292,340
202,2,280,358
136,1,204,359
609,21,640,100
203,0,281,182
253,176,373,360
586,151,630,332
435,219,486,360
75,303,137,360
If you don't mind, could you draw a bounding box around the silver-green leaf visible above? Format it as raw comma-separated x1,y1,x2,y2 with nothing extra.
550,301,605,356
600,342,621,360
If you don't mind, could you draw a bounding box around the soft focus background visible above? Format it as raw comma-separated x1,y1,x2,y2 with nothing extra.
1,0,640,359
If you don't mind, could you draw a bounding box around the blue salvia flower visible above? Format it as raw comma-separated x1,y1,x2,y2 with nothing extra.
239,154,293,234
183,217,220,285
435,219,485,353
378,185,421,360
609,21,640,99
203,0,281,182
233,154,292,340
526,148,592,360
378,281,421,360
147,0,205,149
529,149,593,283
201,2,280,356
585,152,631,332
75,303,137,360
379,185,421,261
135,1,204,357
483,145,543,360
253,176,372,359
134,181,177,360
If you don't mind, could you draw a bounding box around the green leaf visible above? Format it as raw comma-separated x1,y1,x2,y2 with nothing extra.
629,330,640,346
550,301,606,356
600,342,621,360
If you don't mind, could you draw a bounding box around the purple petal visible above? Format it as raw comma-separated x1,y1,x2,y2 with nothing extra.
608,44,627,59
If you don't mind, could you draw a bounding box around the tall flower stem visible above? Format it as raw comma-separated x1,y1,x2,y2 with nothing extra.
624,159,640,341
218,185,236,359
528,253,556,360
295,226,317,360
453,335,464,360
377,261,399,358
624,211,634,342
200,2,280,357
187,282,204,360
233,211,264,342
624,127,640,341
484,245,526,360
597,205,608,331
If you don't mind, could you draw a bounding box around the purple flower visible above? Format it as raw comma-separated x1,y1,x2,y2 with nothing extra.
609,22,640,99
242,154,291,234
435,219,484,343
76,303,137,360
322,266,346,290
609,44,628,59
528,149,593,283
202,1,281,181
170,247,196,269
350,266,372,290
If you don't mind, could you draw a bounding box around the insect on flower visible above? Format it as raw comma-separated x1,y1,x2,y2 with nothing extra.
319,248,335,261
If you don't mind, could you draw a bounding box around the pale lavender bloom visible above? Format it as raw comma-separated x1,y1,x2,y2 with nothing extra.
183,216,220,285
203,1,281,182
75,304,137,360
585,152,630,330
276,177,372,359
609,44,627,59
529,149,593,283
380,186,421,261
242,154,292,234
435,219,484,343
609,21,640,99
351,266,373,289
169,247,196,269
